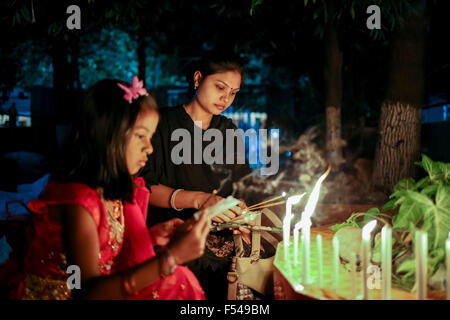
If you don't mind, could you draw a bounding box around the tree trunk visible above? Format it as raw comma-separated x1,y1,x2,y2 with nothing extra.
372,1,426,194
324,0,346,170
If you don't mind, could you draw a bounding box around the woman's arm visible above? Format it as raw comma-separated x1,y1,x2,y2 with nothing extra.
58,203,210,299
148,184,214,210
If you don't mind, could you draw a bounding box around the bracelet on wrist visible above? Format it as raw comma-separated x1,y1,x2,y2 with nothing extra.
170,189,184,211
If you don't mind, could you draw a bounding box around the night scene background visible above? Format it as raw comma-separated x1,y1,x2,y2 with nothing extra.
0,0,449,227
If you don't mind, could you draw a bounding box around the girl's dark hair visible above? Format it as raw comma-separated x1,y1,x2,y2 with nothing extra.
185,49,247,99
53,79,157,202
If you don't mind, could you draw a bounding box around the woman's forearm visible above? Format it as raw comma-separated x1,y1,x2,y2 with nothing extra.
148,184,208,210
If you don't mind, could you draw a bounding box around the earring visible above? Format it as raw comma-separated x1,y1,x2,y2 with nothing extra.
194,84,198,90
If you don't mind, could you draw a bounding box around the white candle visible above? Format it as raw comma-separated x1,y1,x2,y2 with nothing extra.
361,220,377,300
283,194,305,260
317,234,323,288
351,252,357,299
446,233,450,300
415,230,428,300
301,224,311,284
381,225,392,300
296,167,330,284
293,225,300,265
333,236,339,293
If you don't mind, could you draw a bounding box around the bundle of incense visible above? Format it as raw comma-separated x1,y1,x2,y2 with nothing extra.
249,200,286,210
211,222,283,233
247,193,287,210
193,196,241,221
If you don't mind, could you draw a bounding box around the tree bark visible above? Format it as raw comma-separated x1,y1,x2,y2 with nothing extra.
324,0,346,170
372,1,426,194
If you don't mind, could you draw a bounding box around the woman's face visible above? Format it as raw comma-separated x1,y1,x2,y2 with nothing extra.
126,109,159,175
195,70,241,115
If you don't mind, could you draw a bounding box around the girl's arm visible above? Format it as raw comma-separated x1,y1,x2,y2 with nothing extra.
58,203,209,299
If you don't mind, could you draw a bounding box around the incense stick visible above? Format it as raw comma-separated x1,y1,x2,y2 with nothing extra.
248,193,286,210
212,222,282,233
199,189,217,209
249,200,286,210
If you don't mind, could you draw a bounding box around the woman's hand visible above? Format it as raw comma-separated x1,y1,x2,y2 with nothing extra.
167,210,211,265
148,218,184,246
206,198,248,223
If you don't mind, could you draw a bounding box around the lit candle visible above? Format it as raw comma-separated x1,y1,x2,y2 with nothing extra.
296,166,331,284
293,224,300,265
415,230,428,300
301,225,311,284
333,236,339,294
283,193,305,260
446,233,450,300
381,225,392,300
317,234,323,288
361,220,377,300
351,252,357,299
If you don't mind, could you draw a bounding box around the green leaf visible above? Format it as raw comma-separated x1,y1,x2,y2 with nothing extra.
428,248,445,276
382,198,398,212
424,182,450,249
396,258,415,278
415,176,431,190
416,154,443,182
420,184,438,197
405,190,434,208
394,178,416,192
392,196,424,230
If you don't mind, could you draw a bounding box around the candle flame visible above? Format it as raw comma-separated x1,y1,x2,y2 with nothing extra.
295,164,331,230
283,193,306,224
362,220,377,240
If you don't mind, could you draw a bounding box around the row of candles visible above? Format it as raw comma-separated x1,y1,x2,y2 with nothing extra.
282,167,450,300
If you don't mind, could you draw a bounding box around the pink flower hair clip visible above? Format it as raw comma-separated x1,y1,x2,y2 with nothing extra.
117,76,149,103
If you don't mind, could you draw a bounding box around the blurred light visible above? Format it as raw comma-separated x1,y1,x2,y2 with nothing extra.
270,130,279,139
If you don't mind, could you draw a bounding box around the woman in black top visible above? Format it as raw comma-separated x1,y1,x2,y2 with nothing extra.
141,50,251,300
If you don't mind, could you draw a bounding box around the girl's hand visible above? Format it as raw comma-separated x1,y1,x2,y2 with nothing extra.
168,210,211,265
148,218,184,246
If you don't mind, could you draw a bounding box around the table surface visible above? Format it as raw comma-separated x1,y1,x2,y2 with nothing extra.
273,225,446,300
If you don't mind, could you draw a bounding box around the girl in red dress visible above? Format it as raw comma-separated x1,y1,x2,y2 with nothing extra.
5,77,210,299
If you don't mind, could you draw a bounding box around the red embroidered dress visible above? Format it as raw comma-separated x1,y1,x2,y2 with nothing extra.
10,177,204,300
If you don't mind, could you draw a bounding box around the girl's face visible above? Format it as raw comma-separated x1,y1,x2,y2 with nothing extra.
195,70,241,115
126,109,159,175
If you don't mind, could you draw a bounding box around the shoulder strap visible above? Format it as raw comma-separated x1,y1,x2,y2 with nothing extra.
261,208,282,227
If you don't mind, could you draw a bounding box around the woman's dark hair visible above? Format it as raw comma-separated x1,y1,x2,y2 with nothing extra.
185,49,247,99
53,79,157,202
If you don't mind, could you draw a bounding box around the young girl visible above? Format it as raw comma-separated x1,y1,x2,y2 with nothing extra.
141,50,252,300
6,78,209,299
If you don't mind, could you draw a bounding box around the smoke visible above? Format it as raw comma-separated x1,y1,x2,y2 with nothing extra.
231,126,388,227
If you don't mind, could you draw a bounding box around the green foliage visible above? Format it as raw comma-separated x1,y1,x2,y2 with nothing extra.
329,154,450,291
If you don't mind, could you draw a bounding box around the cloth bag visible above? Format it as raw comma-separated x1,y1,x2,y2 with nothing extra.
227,208,282,300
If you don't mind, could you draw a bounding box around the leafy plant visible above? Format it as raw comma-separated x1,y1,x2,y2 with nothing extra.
330,154,450,291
